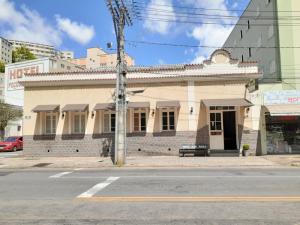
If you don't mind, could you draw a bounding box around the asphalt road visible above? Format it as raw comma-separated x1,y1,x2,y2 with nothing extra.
0,168,300,225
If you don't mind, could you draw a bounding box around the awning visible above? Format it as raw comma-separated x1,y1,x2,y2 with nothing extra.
128,102,150,109
265,105,300,116
156,101,181,108
62,104,88,112
94,103,115,111
202,99,253,107
32,105,60,112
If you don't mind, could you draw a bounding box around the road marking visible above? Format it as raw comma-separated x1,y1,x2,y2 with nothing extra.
77,177,119,198
74,168,84,171
61,175,300,179
0,165,7,168
49,171,73,178
77,196,300,202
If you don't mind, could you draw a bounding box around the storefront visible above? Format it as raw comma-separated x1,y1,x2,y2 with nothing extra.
20,49,261,156
263,91,300,154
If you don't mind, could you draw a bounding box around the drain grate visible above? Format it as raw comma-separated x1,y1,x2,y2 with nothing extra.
32,163,52,167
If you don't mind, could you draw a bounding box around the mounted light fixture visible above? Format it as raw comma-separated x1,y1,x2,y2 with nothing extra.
62,112,65,119
152,109,155,117
91,111,95,118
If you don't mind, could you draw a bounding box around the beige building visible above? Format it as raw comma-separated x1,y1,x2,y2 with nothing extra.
60,51,74,60
21,50,261,157
71,47,135,69
0,37,13,64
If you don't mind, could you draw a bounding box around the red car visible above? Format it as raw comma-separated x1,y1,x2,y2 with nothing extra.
0,136,23,152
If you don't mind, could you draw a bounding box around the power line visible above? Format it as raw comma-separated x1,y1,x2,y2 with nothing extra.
128,0,300,13
125,40,300,49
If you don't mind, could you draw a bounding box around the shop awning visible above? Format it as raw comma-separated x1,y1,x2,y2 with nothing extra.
128,102,150,109
265,105,300,116
93,103,115,111
156,101,181,108
202,98,253,107
62,104,88,112
32,105,60,112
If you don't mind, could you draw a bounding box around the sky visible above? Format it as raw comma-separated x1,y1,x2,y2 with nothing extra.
0,0,250,66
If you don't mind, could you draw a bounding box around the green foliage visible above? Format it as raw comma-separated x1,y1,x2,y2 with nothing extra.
12,46,36,63
0,100,23,140
0,61,5,73
243,144,250,151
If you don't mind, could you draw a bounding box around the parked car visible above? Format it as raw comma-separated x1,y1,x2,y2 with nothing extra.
0,136,23,152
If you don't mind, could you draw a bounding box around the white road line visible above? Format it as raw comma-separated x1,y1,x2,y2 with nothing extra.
49,171,73,178
61,175,300,179
77,177,119,198
74,168,84,171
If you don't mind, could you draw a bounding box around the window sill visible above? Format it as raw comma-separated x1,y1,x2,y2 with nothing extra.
33,134,56,140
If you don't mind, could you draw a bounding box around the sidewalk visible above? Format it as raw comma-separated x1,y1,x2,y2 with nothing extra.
0,154,293,169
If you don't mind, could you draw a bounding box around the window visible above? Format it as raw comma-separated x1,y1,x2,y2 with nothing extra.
103,111,115,133
45,112,57,134
270,60,276,74
17,125,22,132
268,26,274,39
73,112,85,134
242,54,244,62
210,113,222,131
162,110,175,131
240,30,243,39
247,20,250,30
61,64,65,68
249,48,252,58
133,109,147,132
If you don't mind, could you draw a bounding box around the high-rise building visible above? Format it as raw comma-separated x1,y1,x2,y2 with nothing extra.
9,39,60,59
0,37,13,64
71,47,135,69
223,0,300,155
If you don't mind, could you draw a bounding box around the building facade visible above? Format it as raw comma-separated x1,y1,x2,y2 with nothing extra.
0,37,13,64
60,51,74,60
9,40,60,59
0,73,4,101
71,47,135,69
21,50,261,157
5,57,84,106
223,0,300,154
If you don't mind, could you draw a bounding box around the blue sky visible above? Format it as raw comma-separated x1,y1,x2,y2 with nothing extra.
0,0,250,65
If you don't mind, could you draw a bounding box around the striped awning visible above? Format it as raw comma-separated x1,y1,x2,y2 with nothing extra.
265,105,300,116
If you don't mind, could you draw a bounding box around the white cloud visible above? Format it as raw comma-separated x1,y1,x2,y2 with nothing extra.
56,15,95,45
182,0,236,63
0,0,62,46
144,0,175,35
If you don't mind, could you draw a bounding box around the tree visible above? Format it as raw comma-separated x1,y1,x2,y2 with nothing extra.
0,61,5,73
0,100,23,140
12,46,36,63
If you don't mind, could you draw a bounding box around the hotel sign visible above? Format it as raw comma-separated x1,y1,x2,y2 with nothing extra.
264,90,300,105
7,63,44,91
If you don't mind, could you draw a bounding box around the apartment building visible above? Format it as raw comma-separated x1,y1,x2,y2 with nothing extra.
71,47,135,69
9,40,60,59
60,51,74,60
0,73,4,101
223,0,300,154
0,37,13,64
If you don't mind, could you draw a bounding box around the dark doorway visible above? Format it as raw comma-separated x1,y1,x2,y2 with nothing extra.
223,111,237,150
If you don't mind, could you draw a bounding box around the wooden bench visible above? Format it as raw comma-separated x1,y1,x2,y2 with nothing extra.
179,144,210,157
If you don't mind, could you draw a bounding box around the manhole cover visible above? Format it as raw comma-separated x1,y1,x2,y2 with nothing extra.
32,163,52,167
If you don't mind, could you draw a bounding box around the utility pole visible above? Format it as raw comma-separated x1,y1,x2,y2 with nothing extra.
106,0,133,166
